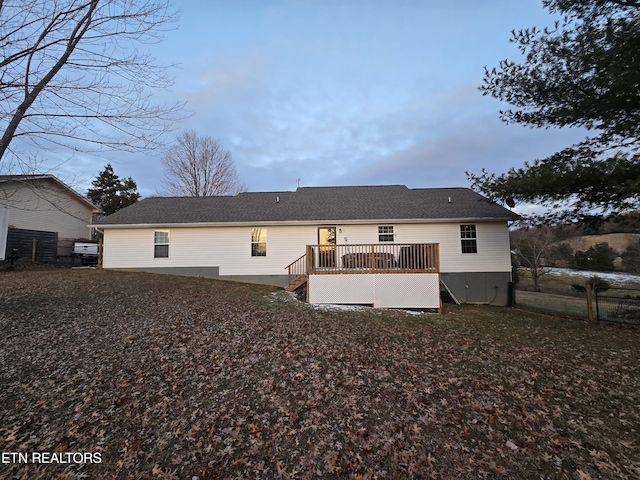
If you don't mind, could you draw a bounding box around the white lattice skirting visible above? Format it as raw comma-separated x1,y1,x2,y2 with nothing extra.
307,273,441,309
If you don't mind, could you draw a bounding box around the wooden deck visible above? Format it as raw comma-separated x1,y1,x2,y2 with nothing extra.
286,243,439,291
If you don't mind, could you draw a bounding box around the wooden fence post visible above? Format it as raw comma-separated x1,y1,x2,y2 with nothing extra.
31,238,37,262
586,283,595,322
98,238,103,269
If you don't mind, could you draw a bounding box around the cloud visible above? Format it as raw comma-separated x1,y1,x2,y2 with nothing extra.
179,54,268,111
70,0,580,197
337,115,588,189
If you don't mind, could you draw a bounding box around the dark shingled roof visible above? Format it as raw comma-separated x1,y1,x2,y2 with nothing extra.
95,185,519,226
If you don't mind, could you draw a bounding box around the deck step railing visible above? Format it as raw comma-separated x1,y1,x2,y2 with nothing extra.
285,253,308,290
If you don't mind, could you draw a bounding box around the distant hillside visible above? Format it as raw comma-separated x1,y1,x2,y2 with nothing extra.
557,233,640,253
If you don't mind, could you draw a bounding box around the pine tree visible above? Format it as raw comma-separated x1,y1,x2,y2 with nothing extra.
87,164,140,215
468,0,640,225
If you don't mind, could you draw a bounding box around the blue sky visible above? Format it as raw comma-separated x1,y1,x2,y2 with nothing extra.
67,0,585,203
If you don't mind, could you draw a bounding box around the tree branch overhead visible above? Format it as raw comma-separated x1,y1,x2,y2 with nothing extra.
0,0,186,170
469,0,640,225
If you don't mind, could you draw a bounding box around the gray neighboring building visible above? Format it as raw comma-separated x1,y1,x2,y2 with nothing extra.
1,175,100,258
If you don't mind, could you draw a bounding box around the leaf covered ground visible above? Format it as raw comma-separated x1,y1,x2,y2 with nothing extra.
0,269,638,479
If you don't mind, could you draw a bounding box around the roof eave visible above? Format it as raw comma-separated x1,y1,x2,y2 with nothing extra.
95,216,518,229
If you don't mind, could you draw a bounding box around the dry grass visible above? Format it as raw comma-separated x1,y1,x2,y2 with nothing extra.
0,269,639,479
515,269,640,320
517,268,640,294
515,290,588,318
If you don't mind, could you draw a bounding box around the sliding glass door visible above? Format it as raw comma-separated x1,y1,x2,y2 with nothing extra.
318,227,336,268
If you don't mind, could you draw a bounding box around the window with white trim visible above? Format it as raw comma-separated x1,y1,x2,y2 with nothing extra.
378,225,394,242
251,228,267,256
154,231,169,258
460,224,477,253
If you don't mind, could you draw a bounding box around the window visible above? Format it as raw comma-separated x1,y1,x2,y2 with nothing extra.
251,228,267,256
378,225,394,242
154,231,169,258
460,224,477,253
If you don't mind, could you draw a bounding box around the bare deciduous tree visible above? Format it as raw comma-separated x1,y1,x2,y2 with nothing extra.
512,226,556,292
162,130,246,197
0,0,185,171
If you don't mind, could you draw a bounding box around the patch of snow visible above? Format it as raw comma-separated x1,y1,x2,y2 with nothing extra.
312,303,435,315
267,290,298,302
312,303,372,312
267,291,433,315
546,268,640,285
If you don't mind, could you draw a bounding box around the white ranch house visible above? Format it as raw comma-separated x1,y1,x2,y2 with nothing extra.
95,185,518,309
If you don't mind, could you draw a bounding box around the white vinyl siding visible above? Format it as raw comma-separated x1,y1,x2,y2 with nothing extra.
102,221,512,276
439,223,510,272
103,225,318,276
334,222,511,273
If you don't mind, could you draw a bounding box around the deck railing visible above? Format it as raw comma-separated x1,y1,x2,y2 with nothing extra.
289,243,439,276
285,243,439,290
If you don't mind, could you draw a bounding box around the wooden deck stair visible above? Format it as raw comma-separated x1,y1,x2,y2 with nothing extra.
285,253,308,292
285,274,308,292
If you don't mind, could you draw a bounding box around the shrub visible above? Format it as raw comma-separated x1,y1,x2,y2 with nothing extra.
621,238,640,273
571,243,616,271
547,242,574,267
571,276,611,293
